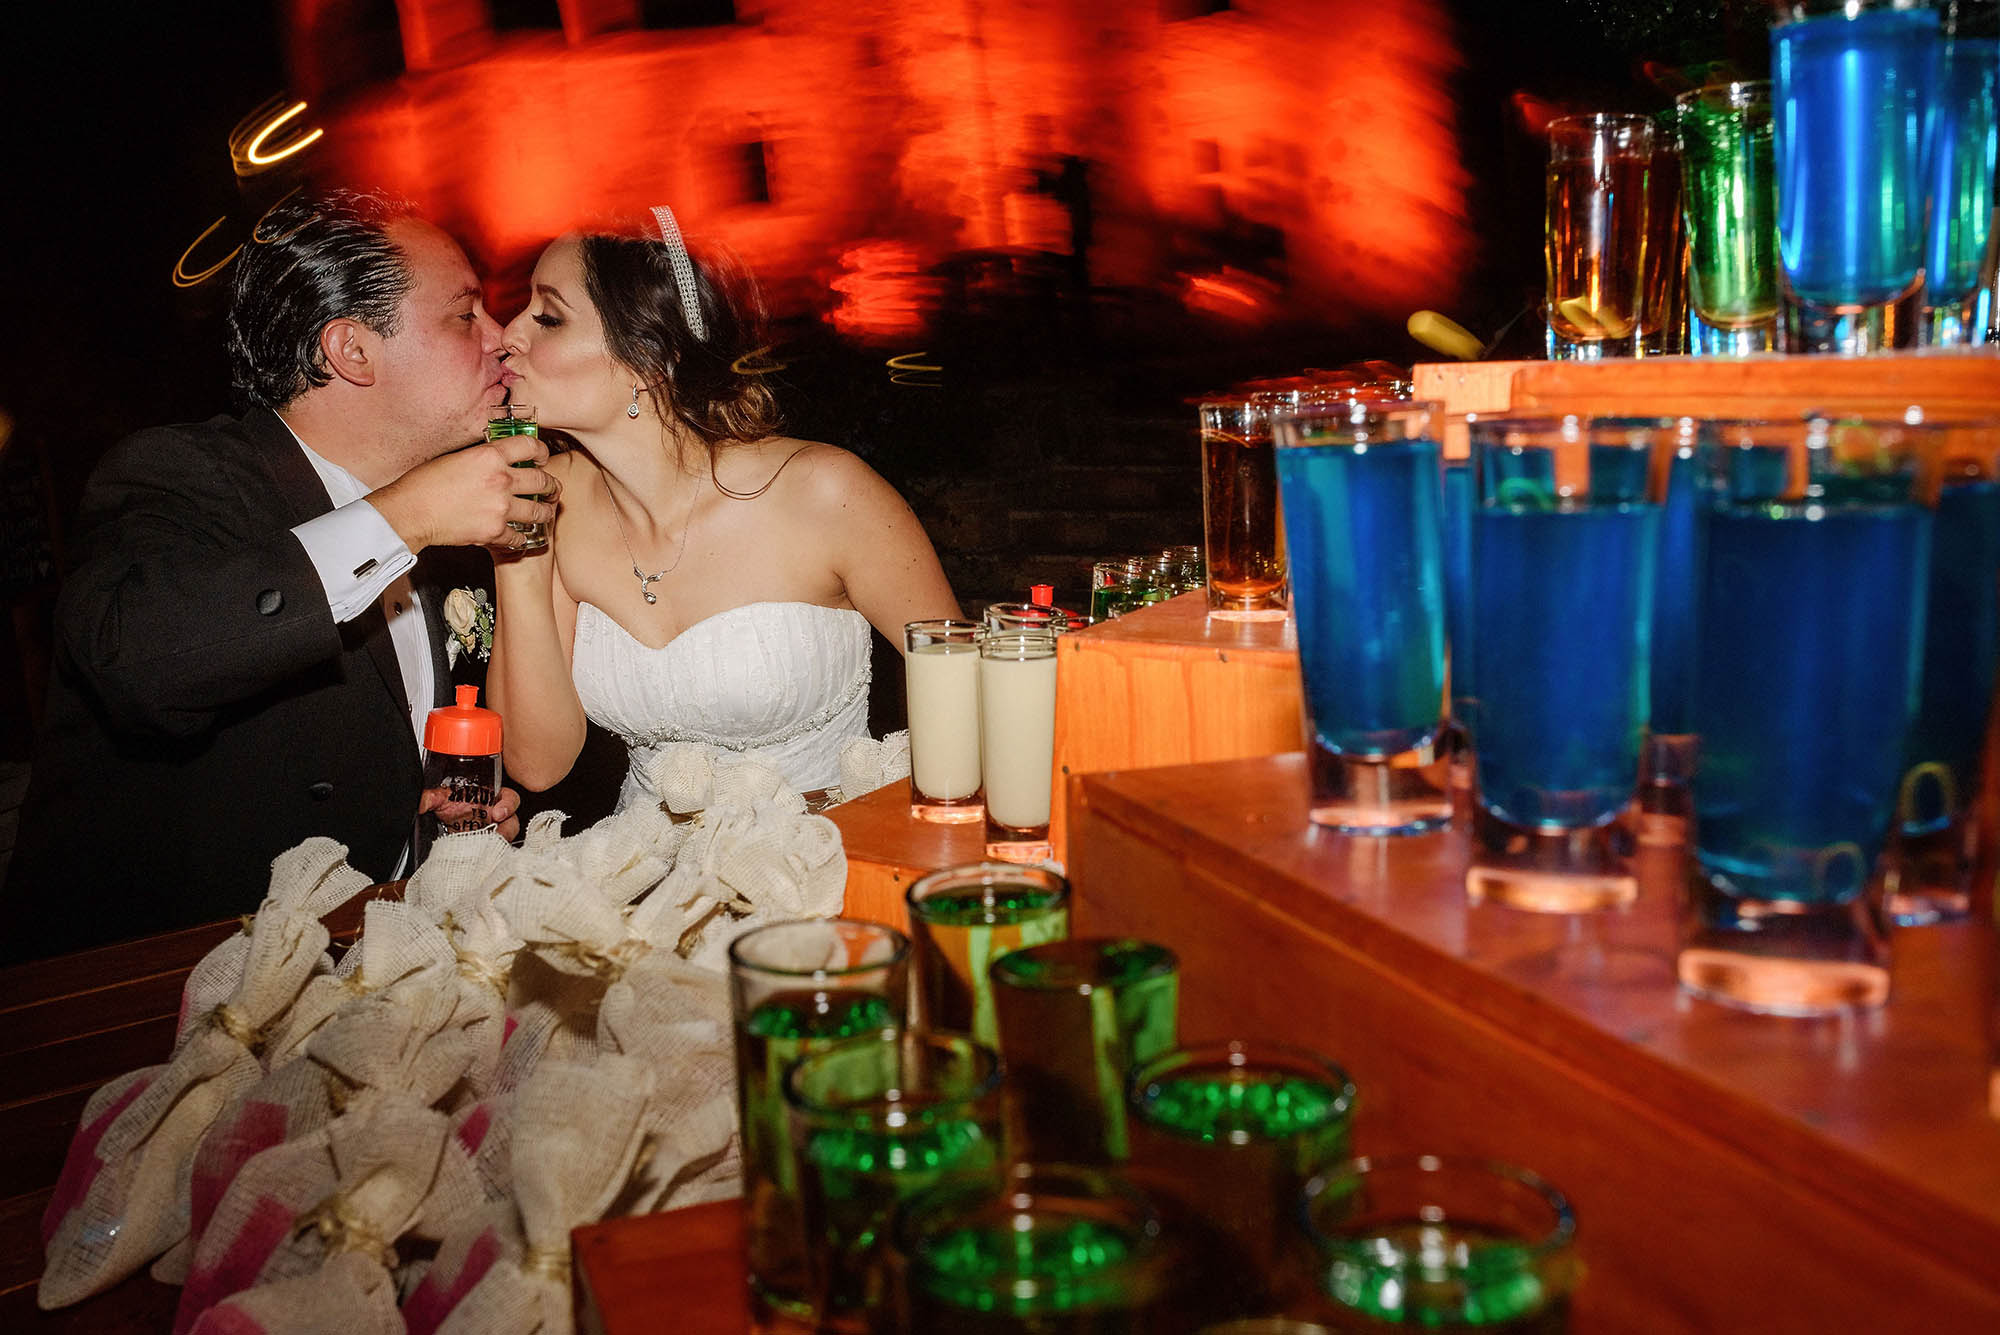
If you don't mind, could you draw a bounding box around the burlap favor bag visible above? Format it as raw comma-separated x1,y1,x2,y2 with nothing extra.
403,826,517,924
595,953,739,1214
40,876,334,1308
183,1057,339,1276
173,839,374,1053
264,899,461,1067
186,1250,402,1335
489,873,654,1092
404,1057,657,1335
628,797,845,971
175,1096,449,1332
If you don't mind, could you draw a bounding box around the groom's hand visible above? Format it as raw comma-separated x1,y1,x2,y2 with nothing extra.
418,783,523,843
370,437,560,553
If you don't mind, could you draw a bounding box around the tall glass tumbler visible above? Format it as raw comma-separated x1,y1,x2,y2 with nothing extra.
1922,8,2000,345
1126,1040,1357,1324
1642,418,1705,812
1201,392,1295,621
1466,417,1664,911
1638,110,1689,357
1544,114,1654,360
1301,1156,1579,1333
979,627,1059,862
889,1164,1180,1333
1441,444,1477,790
785,1029,1007,1330
1770,0,1941,354
908,862,1071,1047
1888,420,2000,925
1679,417,1940,1015
905,619,985,825
728,918,911,1321
990,938,1180,1163
1273,398,1451,835
1676,81,1780,355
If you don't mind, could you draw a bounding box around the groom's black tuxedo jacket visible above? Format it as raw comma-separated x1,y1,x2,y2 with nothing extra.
1,407,490,962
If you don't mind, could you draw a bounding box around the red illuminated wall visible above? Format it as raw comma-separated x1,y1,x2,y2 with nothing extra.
284,0,1469,334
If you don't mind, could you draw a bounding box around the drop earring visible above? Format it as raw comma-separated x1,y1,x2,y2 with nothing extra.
626,386,642,419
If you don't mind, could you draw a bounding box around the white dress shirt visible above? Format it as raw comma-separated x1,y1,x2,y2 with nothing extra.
280,422,436,747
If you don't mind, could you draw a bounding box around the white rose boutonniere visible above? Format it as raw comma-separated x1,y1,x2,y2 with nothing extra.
444,587,494,668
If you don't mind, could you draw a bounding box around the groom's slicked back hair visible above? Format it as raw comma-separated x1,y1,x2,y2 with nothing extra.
227,188,415,411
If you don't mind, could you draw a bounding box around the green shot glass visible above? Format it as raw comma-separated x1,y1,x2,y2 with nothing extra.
1675,82,1778,355
728,918,911,1322
991,939,1180,1163
785,1029,1007,1330
1126,1041,1357,1324
485,402,547,550
1302,1155,1579,1332
887,1163,1182,1333
908,863,1071,1047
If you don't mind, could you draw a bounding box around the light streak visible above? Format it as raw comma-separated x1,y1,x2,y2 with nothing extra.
171,217,242,289
236,100,323,174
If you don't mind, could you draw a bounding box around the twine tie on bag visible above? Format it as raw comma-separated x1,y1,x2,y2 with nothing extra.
546,936,650,983
522,1245,571,1284
295,1192,398,1271
208,1003,267,1055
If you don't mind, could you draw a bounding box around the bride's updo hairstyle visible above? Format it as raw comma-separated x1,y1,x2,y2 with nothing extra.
579,227,780,450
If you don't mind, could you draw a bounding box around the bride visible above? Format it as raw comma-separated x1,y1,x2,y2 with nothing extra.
487,208,960,810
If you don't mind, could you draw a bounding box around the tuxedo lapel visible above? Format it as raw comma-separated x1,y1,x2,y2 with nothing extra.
355,601,413,720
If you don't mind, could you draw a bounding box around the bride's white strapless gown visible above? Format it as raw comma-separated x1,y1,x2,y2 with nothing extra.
571,600,873,810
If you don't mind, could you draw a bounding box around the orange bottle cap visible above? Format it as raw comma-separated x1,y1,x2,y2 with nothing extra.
423,684,503,756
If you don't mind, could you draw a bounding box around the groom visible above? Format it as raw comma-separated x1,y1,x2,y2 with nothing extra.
1,189,557,962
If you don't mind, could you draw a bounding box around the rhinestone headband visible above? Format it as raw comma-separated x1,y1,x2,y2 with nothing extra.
649,205,708,342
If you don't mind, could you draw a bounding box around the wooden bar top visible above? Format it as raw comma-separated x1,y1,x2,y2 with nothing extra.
826,777,986,929
1070,753,2000,1331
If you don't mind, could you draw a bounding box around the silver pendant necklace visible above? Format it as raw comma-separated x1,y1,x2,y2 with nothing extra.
610,490,698,605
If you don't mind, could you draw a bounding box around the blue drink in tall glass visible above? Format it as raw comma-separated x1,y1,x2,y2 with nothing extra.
1772,6,1938,304
1474,508,1659,827
1923,35,2000,343
1441,457,1475,741
1680,420,1939,1016
1771,4,1939,350
1464,419,1662,912
1273,399,1449,834
1889,430,2000,924
1645,428,1704,796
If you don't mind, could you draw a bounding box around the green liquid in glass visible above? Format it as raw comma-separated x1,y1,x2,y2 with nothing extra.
916,1216,1141,1314
736,990,899,1315
1320,1222,1564,1332
1142,1072,1350,1142
912,884,1069,1045
917,885,1066,926
1679,94,1778,328
803,1115,1000,1315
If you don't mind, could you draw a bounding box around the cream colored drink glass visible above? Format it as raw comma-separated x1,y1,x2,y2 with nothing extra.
979,628,1058,862
905,619,984,823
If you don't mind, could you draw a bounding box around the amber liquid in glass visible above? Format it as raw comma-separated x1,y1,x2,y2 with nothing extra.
1544,153,1650,343
1202,428,1285,602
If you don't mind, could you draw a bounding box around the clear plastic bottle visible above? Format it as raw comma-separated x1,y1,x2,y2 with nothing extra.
414,684,503,865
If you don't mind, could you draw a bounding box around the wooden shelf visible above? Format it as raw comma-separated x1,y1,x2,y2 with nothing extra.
1051,591,1303,860
1067,753,2000,1332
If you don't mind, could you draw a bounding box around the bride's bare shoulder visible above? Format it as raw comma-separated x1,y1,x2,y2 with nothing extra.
714,436,877,503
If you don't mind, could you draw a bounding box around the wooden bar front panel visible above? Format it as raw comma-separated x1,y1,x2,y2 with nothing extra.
1069,755,2000,1334
1051,592,1303,860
